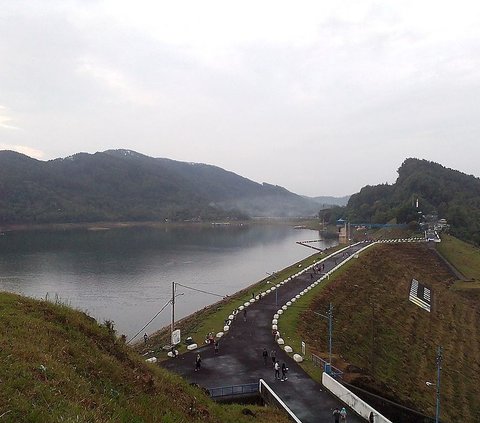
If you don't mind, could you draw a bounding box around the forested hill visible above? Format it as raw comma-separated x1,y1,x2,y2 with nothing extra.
0,149,320,224
346,158,480,244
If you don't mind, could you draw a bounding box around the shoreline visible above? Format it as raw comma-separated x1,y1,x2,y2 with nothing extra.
0,217,323,234
134,243,344,356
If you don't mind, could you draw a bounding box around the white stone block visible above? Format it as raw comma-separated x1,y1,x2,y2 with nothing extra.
272,319,278,324
293,354,303,362
146,357,158,363
228,314,234,320
272,324,278,330
273,314,279,319
244,302,250,307
249,298,255,303
277,338,285,345
286,301,292,306
295,295,301,299
223,325,230,331
284,346,293,353
187,343,198,351
277,309,283,315
282,305,288,310
216,332,224,338
291,298,296,302
238,305,244,311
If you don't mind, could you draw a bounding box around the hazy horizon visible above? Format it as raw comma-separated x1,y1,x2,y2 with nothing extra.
1,1,479,196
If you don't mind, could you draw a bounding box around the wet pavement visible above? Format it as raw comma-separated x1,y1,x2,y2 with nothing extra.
162,243,369,422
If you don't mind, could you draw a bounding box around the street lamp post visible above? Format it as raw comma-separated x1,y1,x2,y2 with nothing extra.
170,282,184,345
435,346,442,423
314,303,333,372
266,272,278,306
426,346,442,423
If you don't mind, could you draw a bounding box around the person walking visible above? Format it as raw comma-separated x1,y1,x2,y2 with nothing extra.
195,353,201,372
143,333,148,344
262,348,269,366
340,407,347,422
369,411,375,423
214,341,219,355
274,361,280,380
281,362,288,381
271,349,276,367
332,408,341,423
243,308,247,322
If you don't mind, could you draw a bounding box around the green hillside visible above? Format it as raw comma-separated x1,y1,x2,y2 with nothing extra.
284,242,480,422
0,292,289,423
0,149,319,224
346,158,480,244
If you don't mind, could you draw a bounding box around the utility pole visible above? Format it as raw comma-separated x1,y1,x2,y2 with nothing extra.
315,302,333,371
435,346,442,423
171,281,176,337
371,303,375,376
328,302,333,366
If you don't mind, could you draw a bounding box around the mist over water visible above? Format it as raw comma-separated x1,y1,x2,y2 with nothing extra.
0,225,337,337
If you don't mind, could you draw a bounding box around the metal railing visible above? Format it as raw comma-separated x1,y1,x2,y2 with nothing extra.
208,382,258,399
259,379,302,423
311,353,343,378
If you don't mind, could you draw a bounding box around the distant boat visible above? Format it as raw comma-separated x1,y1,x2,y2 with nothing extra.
293,225,307,229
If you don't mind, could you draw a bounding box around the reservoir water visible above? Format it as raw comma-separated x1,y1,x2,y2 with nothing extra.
0,224,336,338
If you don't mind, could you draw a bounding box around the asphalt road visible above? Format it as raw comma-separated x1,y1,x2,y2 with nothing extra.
162,242,369,423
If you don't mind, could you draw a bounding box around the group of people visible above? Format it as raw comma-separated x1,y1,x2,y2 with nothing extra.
262,348,288,381
313,262,326,273
332,407,347,422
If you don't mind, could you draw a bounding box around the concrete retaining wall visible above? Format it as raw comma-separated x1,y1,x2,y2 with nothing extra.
322,373,392,423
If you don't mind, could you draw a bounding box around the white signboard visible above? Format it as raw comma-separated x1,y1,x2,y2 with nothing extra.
171,329,181,346
301,341,306,356
409,279,432,312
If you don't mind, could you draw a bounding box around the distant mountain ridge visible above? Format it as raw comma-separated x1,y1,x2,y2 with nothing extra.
0,149,321,224
309,195,350,208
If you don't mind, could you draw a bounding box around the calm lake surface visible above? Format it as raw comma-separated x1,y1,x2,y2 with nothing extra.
0,224,337,338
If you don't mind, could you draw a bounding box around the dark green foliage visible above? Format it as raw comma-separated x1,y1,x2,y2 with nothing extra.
346,158,480,244
0,149,319,224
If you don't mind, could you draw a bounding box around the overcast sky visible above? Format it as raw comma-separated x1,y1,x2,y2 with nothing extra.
1,1,479,196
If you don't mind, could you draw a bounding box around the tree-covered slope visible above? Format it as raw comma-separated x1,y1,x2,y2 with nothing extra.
0,149,319,224
346,158,480,244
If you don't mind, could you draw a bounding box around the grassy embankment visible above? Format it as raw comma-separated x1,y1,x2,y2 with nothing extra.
275,239,480,423
136,244,345,358
0,292,292,423
437,234,480,291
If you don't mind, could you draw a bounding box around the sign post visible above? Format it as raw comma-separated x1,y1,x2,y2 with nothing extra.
171,329,181,346
301,341,306,356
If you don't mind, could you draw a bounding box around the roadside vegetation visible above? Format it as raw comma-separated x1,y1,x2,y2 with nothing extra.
276,240,480,423
0,292,290,423
437,234,480,287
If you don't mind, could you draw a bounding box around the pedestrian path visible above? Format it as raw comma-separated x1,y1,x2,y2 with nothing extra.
162,243,369,422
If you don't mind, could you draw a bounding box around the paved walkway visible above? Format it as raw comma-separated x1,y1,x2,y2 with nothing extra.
162,243,370,422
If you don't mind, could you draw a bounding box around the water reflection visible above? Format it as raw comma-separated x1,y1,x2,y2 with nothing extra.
0,225,337,337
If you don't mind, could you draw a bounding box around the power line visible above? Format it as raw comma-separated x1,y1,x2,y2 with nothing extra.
127,299,171,344
175,282,227,298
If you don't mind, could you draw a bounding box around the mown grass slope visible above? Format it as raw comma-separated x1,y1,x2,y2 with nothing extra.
291,243,479,422
0,292,290,423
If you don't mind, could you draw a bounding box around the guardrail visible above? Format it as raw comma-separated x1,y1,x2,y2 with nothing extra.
208,382,259,399
311,353,343,378
259,378,302,423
